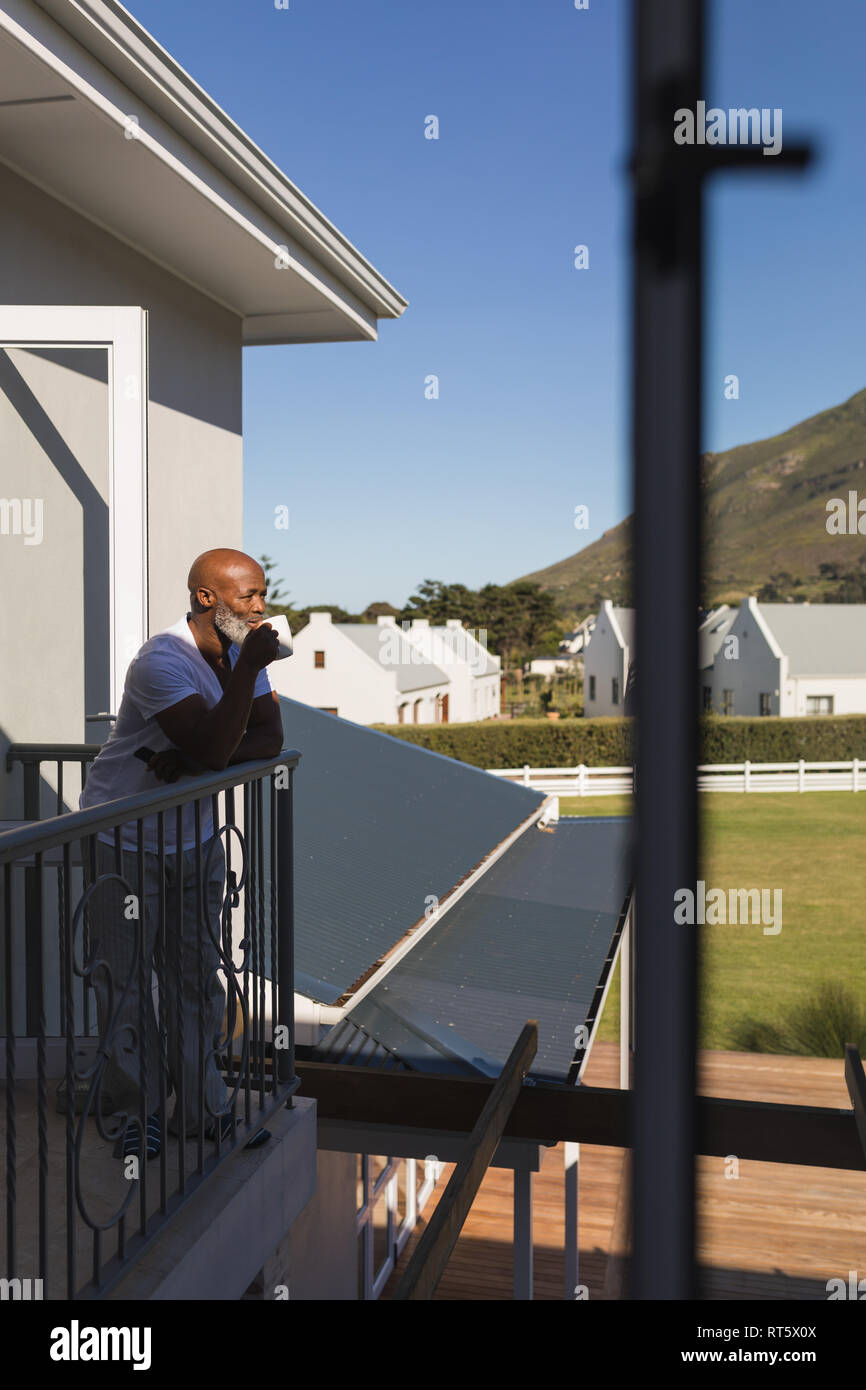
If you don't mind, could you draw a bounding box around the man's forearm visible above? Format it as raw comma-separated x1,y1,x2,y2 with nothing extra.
184,660,259,770
226,725,282,765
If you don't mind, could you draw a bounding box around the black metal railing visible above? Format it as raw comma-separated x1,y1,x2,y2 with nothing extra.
1,743,300,1299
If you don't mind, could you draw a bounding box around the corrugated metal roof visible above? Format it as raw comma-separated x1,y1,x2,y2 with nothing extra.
758,603,866,675
270,698,546,1004
335,623,449,692
312,817,632,1082
309,1016,409,1071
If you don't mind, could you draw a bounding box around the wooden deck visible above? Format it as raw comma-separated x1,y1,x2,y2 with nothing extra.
382,1042,866,1301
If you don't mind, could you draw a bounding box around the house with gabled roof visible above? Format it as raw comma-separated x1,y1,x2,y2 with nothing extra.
705,596,866,716
583,600,633,716
584,601,742,717
399,617,502,722
268,611,452,724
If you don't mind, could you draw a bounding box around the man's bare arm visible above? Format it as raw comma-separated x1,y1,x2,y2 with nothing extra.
154,629,279,770
226,690,283,764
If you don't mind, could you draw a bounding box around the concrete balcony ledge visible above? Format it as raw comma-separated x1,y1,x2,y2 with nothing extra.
107,1095,317,1302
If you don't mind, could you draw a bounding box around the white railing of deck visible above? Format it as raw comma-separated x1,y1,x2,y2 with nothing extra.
487,759,864,795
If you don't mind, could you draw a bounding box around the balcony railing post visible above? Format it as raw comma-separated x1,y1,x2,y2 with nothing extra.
275,762,295,1096
2,744,300,1299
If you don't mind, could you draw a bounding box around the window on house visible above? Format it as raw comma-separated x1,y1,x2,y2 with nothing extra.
589,675,596,701
397,704,406,724
702,686,712,712
806,695,834,715
722,689,734,716
314,650,325,669
612,677,620,705
759,692,771,717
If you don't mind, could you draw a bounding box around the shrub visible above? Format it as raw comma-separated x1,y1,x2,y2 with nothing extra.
371,717,634,769
729,981,866,1058
372,715,866,770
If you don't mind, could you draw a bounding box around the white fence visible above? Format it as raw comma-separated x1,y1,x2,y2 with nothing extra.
488,760,865,795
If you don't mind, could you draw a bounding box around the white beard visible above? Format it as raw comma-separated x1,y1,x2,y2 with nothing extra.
213,601,251,648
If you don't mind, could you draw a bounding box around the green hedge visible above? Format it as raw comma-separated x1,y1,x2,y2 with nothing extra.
371,715,866,769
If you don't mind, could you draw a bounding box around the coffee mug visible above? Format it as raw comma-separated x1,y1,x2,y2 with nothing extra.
260,613,293,660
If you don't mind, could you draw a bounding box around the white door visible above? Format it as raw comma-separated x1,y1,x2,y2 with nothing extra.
0,306,147,814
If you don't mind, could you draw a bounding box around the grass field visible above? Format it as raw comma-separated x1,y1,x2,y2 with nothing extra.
560,792,866,1052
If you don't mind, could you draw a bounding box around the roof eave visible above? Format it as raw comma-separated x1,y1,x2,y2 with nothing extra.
30,0,408,322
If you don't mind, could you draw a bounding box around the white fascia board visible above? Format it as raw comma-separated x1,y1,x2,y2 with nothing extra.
449,627,500,675
606,602,628,652
748,596,785,660
3,1,403,340
30,0,407,322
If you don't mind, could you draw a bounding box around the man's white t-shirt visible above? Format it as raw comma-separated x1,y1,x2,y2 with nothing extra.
79,614,272,852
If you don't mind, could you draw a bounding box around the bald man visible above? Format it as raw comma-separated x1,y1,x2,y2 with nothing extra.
78,550,284,1161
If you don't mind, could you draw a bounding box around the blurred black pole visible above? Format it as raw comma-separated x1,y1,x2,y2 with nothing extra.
630,0,704,1301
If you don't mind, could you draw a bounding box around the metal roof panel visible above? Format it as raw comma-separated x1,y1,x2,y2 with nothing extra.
269,699,546,1004
320,816,632,1081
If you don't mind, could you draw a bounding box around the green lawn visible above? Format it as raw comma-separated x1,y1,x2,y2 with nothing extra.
559,792,866,1052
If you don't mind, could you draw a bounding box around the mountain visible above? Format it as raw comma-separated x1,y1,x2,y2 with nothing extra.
517,386,866,618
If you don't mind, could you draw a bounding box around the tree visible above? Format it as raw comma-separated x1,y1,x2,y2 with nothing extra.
290,603,364,633
400,577,564,674
826,570,866,603
362,600,400,622
400,581,484,628
258,554,291,614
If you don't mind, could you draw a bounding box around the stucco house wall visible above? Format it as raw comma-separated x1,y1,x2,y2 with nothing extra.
583,600,630,718
787,675,866,716
0,164,243,814
269,613,400,724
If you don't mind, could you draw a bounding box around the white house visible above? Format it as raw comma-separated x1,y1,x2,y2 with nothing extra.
268,612,452,724
269,613,502,725
400,617,501,722
583,600,632,716
583,601,744,717
705,597,866,717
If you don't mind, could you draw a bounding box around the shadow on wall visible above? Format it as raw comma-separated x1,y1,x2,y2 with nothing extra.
0,166,241,436
0,347,110,794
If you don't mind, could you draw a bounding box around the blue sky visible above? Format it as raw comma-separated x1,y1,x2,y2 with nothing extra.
130,0,866,610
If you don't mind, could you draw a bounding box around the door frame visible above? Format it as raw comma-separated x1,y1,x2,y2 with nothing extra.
0,305,148,713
